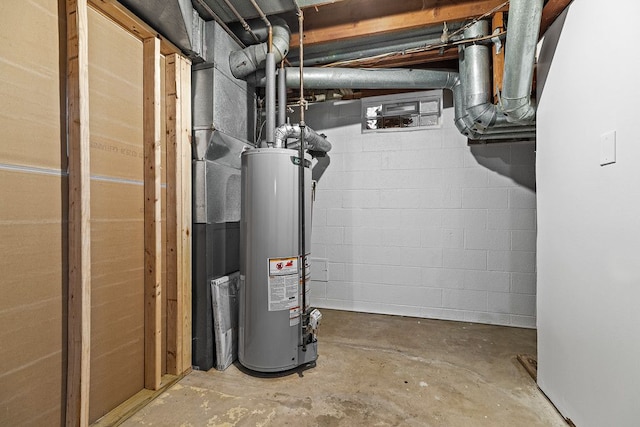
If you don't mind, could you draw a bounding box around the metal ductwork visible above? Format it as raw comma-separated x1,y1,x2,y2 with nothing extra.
274,124,332,152
119,0,206,60
501,0,544,123
453,20,536,140
234,0,541,141
460,20,498,129
249,67,460,91
228,16,291,79
251,65,532,141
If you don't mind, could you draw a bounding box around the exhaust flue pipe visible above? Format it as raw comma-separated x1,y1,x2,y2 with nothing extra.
229,16,290,79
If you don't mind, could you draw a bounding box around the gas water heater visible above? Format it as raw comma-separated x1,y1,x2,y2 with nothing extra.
239,147,321,372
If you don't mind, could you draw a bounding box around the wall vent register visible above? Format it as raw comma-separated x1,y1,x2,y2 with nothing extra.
362,90,443,133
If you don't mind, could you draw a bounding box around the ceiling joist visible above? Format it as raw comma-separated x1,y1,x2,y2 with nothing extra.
335,48,460,69
290,0,509,48
540,0,574,37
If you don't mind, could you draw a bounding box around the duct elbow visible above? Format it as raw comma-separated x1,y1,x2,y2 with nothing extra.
229,17,290,80
502,97,536,124
230,44,265,79
274,124,298,148
454,115,476,139
271,21,291,62
466,103,497,128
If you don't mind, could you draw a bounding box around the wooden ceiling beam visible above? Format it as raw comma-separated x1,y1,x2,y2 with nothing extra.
539,0,574,37
291,0,509,48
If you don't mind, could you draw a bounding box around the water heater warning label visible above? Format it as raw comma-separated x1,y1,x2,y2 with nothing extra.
268,257,299,311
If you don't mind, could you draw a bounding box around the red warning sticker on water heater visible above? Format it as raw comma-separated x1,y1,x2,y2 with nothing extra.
269,257,298,276
268,257,299,311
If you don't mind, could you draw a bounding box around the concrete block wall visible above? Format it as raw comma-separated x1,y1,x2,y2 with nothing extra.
302,96,537,328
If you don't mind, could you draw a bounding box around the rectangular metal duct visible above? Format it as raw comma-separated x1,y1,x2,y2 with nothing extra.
194,0,296,22
119,0,206,59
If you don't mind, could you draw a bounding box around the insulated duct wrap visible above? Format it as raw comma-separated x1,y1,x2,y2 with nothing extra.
274,124,332,152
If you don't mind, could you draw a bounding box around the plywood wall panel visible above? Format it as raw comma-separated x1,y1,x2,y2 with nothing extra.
0,171,65,425
89,179,145,421
1,1,188,423
0,0,65,423
87,8,143,181
0,0,64,171
87,8,146,423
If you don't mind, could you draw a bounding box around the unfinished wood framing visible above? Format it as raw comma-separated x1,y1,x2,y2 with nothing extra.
361,49,459,69
143,36,163,391
87,0,180,55
492,12,505,104
66,0,92,425
179,59,193,378
92,374,182,427
540,0,574,37
165,53,193,375
291,0,509,48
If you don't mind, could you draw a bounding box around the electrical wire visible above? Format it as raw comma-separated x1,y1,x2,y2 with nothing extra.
447,0,510,40
192,0,246,48
325,32,505,68
220,0,260,43
322,0,510,68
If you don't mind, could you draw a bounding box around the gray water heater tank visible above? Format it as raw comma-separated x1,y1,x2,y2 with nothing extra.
239,148,317,372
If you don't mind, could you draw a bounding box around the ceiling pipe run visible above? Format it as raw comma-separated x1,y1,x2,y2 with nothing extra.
286,24,465,67
250,66,532,141
228,16,290,79
252,63,536,140
261,67,460,91
220,0,260,43
234,0,542,141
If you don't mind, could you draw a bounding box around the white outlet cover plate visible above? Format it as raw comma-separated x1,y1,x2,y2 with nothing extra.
600,130,616,166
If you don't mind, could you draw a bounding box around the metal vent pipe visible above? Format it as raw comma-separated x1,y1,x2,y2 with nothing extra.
501,0,544,123
462,20,498,128
253,67,460,91
229,16,290,79
249,66,534,140
234,0,542,140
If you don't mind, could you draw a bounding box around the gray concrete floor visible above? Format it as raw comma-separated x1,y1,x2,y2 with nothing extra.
124,310,566,426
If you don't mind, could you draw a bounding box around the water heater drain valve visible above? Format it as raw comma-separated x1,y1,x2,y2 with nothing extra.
308,309,322,337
